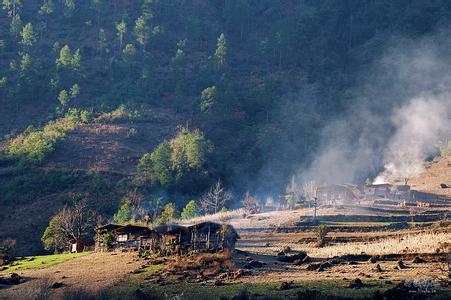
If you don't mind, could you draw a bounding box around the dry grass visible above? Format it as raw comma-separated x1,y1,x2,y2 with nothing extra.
300,231,451,257
177,208,247,225
166,252,236,277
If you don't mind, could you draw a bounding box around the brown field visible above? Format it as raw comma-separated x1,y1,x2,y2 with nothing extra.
1,203,450,299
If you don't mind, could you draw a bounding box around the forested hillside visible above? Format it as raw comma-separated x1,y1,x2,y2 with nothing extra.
1,0,451,254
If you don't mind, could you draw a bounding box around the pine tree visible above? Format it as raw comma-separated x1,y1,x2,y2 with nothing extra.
214,33,227,66
9,14,21,38
20,23,37,47
58,89,70,107
116,20,126,49
56,45,72,67
70,83,79,98
200,86,216,112
181,200,199,220
71,49,81,70
134,16,148,48
39,0,54,16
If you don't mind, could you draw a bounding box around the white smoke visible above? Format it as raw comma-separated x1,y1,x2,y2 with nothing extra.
299,31,451,185
375,94,451,184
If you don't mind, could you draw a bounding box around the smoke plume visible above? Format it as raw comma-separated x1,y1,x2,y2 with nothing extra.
300,32,451,185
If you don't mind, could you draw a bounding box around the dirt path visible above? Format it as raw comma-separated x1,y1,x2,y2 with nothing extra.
0,252,142,299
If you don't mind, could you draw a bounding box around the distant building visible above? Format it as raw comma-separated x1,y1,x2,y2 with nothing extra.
365,183,392,200
365,183,411,201
317,184,363,205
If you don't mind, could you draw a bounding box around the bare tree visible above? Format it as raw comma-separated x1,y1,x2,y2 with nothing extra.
302,180,319,220
42,198,96,251
200,179,231,214
242,191,260,213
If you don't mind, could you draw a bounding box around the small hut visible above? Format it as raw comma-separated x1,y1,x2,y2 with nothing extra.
154,224,191,255
69,238,92,253
188,222,239,252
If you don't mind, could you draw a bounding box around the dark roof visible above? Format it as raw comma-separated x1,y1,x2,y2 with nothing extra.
187,222,239,238
68,238,93,245
96,224,123,232
154,224,189,235
112,224,155,235
187,222,223,231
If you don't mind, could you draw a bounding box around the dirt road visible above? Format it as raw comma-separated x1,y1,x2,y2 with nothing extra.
0,252,142,299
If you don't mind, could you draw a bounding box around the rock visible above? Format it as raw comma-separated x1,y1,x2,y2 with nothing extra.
306,263,320,271
277,281,293,290
348,261,358,265
244,260,265,269
214,279,224,286
282,246,292,253
0,266,7,271
264,242,271,247
277,251,285,256
302,255,311,263
412,256,426,263
348,278,364,289
0,273,25,285
374,264,383,272
277,251,307,263
368,256,378,263
50,282,64,289
395,260,407,270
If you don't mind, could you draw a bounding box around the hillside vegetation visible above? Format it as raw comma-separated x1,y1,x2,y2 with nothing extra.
1,1,451,254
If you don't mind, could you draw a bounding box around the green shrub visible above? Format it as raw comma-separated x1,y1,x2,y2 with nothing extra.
181,200,199,220
7,109,90,163
103,233,115,250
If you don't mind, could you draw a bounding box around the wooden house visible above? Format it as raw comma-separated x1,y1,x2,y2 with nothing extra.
188,222,239,252
95,224,158,252
112,224,158,251
154,224,191,255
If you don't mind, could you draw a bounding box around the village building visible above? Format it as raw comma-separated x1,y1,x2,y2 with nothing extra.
364,183,392,200
187,222,239,252
364,183,412,201
95,224,158,252
69,238,92,253
94,222,239,255
154,224,191,255
317,184,363,205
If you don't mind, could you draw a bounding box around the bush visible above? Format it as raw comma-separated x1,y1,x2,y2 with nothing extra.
315,225,329,247
103,233,115,250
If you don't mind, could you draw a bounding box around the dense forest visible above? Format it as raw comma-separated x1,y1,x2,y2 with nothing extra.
1,0,451,254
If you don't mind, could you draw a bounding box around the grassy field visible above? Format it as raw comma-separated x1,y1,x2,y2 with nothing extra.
1,252,91,273
112,278,431,300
